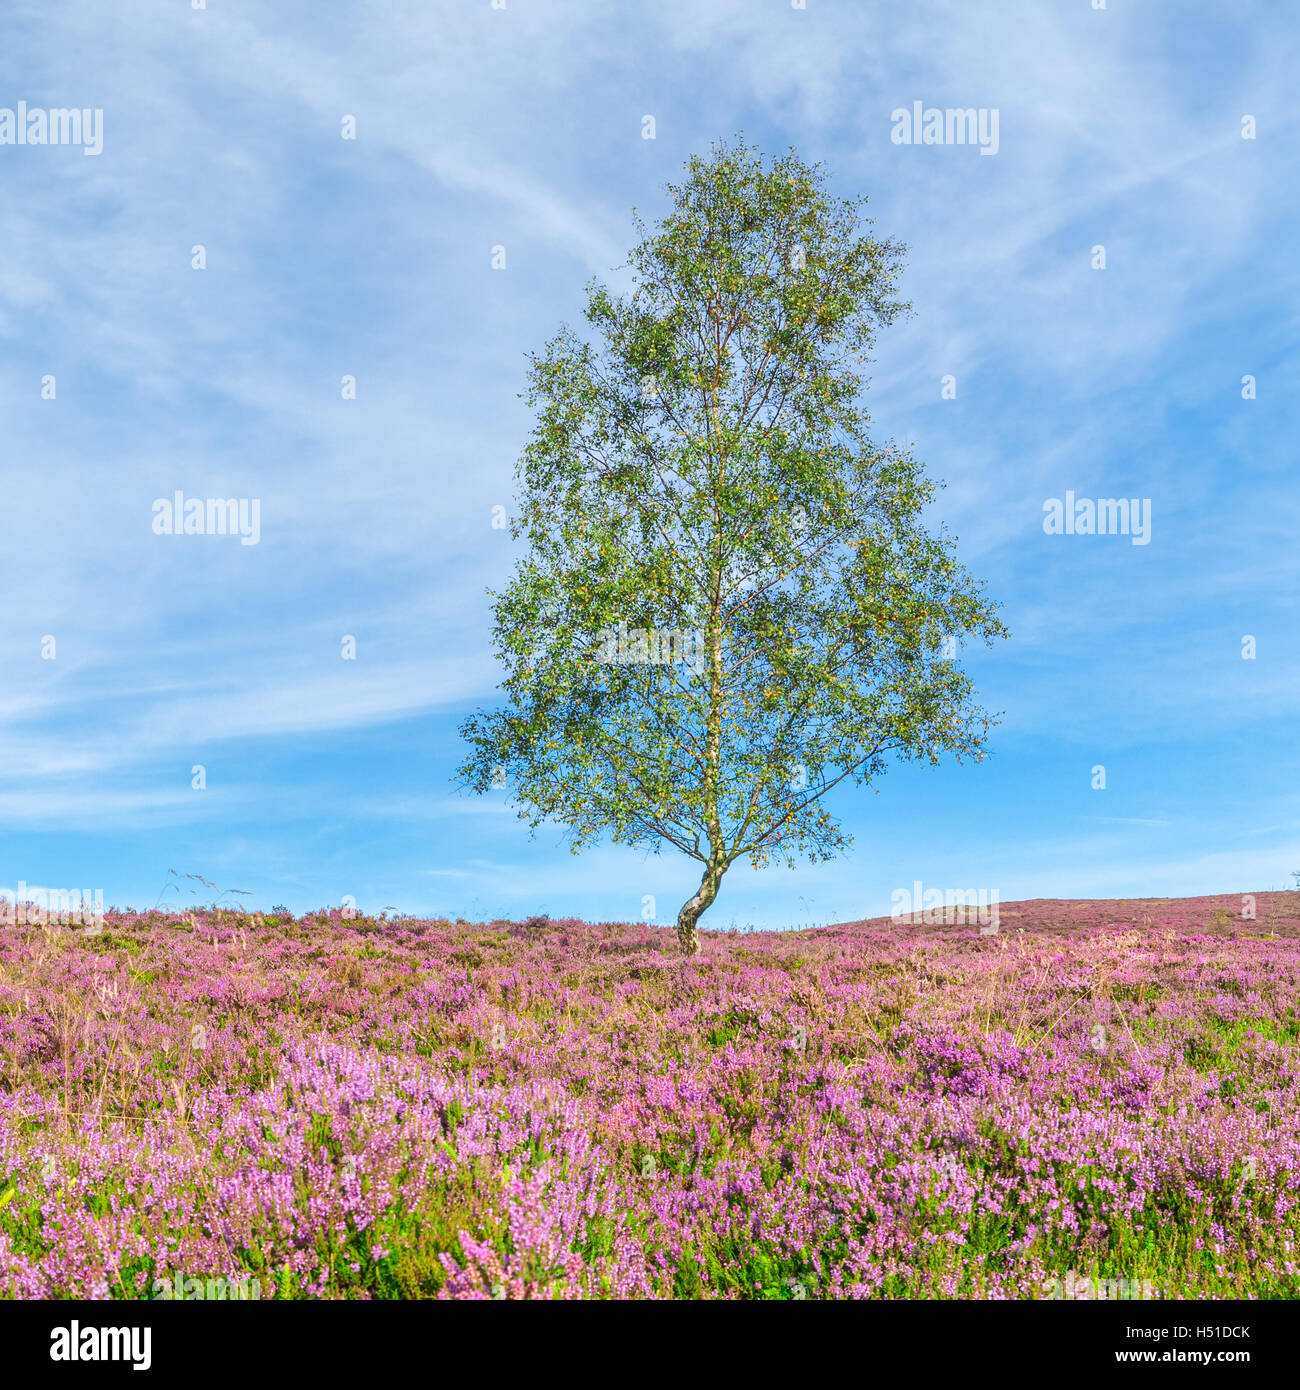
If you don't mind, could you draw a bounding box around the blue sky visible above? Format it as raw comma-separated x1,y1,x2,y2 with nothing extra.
2,0,1297,928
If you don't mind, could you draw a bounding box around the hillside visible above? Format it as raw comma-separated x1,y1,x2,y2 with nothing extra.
1,892,1297,1298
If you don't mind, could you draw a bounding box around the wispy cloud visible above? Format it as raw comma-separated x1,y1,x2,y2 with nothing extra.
1,0,1295,923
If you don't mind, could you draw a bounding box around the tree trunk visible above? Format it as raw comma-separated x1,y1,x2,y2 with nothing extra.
676,860,725,956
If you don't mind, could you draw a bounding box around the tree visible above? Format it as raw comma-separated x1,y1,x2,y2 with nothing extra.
458,139,1007,956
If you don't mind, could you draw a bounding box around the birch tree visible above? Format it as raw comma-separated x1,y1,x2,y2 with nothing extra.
458,140,1007,955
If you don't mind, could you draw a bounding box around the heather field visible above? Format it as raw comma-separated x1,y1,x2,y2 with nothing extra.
1,893,1298,1300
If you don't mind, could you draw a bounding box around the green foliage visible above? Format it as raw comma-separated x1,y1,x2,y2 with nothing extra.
459,139,1006,936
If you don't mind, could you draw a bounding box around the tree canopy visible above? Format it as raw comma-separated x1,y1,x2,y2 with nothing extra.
459,139,1007,954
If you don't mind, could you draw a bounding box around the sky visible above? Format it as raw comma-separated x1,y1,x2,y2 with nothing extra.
1,0,1297,930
